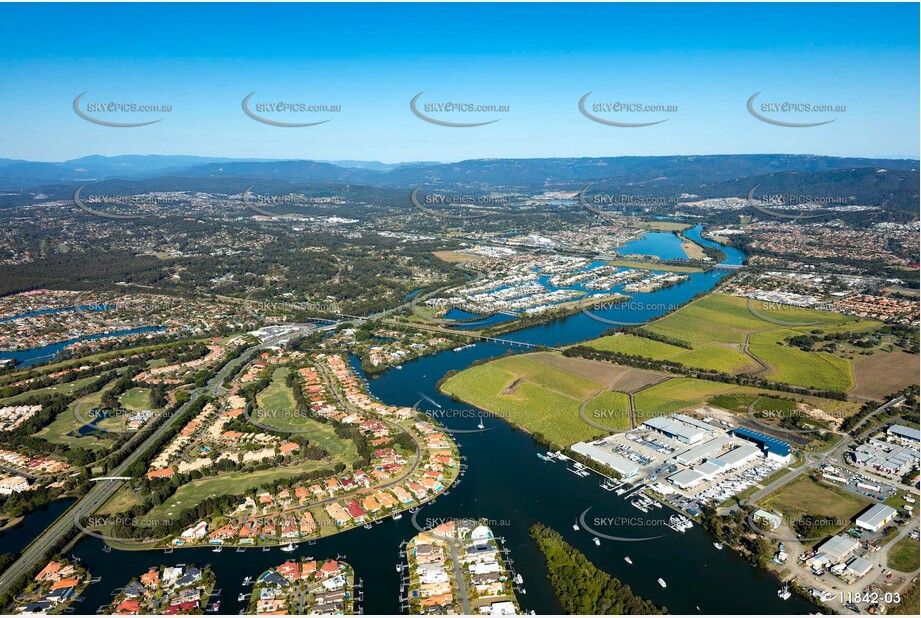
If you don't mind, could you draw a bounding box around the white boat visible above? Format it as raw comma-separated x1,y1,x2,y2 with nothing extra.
624,557,633,564
392,513,403,520
280,543,296,552
242,576,252,586
477,420,485,429
777,584,791,600
572,523,580,531
212,546,223,553
658,578,667,588
593,537,601,546
713,542,723,550
536,453,553,462
514,574,523,585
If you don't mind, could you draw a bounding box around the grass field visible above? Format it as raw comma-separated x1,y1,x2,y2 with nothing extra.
254,366,359,463
633,221,691,232
762,476,872,542
256,367,298,410
888,536,921,572
32,375,133,451
440,355,609,448
606,259,703,273
432,250,486,263
146,460,335,519
748,329,855,391
586,333,753,373
596,293,877,392
119,387,152,410
98,486,145,516
582,390,631,431
0,375,101,406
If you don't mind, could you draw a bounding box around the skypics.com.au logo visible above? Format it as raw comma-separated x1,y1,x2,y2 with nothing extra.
73,92,171,127
410,92,509,127
242,92,341,127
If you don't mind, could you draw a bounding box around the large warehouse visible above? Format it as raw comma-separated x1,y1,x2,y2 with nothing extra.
730,427,792,463
643,416,706,445
571,441,640,478
855,504,898,532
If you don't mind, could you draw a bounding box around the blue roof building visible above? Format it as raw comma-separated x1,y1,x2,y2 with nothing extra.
731,427,792,461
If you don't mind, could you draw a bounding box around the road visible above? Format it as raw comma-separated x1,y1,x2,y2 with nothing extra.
0,330,301,598
745,395,911,505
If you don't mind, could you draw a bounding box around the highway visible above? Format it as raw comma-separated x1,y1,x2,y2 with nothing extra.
0,330,303,599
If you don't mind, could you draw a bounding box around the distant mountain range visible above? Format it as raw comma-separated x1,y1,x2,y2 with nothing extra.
1,154,917,217
1,153,917,191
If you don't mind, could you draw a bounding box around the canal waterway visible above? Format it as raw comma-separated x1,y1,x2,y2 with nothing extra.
54,228,810,614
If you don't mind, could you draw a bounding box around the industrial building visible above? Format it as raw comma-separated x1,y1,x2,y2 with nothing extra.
642,416,706,445
855,503,898,533
675,437,731,466
710,443,761,470
814,534,860,564
887,424,920,443
846,556,873,578
730,427,792,463
570,441,640,478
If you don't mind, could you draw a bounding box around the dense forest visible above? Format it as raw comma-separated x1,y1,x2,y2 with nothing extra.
529,523,666,615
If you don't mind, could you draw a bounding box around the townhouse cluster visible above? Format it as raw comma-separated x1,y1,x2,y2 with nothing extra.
147,395,301,478
0,404,42,432
0,448,70,475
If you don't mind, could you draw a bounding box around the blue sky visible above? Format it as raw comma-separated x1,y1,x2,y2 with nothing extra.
1,2,918,162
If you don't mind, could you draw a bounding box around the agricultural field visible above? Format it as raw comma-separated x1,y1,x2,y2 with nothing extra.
747,329,854,391
851,350,921,399
586,333,754,373
602,293,882,392
582,390,632,431
632,377,859,425
632,378,741,420
440,353,610,448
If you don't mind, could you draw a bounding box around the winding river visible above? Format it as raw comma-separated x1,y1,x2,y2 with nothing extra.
54,227,811,614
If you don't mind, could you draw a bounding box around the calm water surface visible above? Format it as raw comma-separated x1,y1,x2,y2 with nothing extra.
54,230,809,613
